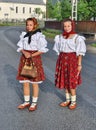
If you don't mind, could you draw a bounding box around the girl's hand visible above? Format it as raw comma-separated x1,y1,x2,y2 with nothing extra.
24,52,31,58
77,65,82,76
21,50,31,58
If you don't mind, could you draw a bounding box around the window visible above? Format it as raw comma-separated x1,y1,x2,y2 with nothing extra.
23,7,25,13
29,7,31,13
16,7,18,13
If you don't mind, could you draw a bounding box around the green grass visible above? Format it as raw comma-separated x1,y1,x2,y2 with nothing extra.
91,43,96,47
0,22,25,26
42,28,61,39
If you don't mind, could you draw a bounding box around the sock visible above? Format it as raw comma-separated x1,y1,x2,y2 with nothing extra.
65,93,71,102
30,97,38,108
24,95,30,104
71,95,76,105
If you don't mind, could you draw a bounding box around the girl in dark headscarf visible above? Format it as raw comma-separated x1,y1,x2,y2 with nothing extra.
17,17,48,111
53,19,86,110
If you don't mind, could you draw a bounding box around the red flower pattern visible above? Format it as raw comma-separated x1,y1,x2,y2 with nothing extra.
55,52,81,89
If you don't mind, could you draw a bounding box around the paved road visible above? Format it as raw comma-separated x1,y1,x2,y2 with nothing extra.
0,26,96,130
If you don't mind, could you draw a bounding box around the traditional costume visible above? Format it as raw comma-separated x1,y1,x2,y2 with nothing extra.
53,33,86,89
16,29,48,84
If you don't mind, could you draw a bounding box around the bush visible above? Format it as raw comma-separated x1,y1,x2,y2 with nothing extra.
91,43,96,47
42,28,61,38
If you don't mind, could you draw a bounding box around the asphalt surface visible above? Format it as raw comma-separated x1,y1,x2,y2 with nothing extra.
0,26,96,130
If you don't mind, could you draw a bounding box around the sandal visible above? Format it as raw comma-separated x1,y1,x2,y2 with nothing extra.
29,102,37,112
17,102,30,109
60,101,71,107
69,102,77,110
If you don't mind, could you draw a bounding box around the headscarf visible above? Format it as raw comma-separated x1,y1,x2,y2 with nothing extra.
62,19,76,39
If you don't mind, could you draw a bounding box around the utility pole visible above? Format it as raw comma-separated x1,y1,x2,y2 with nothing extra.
46,0,48,19
71,0,77,21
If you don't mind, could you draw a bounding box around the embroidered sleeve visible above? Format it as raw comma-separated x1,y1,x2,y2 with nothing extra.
53,35,60,55
36,32,49,53
17,32,26,52
75,36,86,56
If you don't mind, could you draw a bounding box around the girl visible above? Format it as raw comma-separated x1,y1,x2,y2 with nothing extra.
16,17,48,111
53,19,86,110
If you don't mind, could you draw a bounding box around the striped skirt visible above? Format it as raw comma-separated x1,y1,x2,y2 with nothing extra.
55,52,81,89
16,51,45,83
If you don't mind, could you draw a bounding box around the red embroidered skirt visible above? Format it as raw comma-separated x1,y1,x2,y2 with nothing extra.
16,51,45,82
55,52,81,89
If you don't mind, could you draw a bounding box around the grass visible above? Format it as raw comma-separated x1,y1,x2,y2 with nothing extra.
42,28,61,39
0,22,25,26
91,43,96,47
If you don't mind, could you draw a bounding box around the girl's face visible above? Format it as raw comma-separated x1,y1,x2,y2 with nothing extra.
26,20,34,32
63,21,72,33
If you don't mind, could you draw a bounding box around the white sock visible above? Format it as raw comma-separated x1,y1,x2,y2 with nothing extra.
71,95,76,105
30,97,38,108
65,93,71,102
24,95,30,104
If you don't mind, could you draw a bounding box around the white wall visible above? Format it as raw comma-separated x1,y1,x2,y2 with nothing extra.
0,2,46,21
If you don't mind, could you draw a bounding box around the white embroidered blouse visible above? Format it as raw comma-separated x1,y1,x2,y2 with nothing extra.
17,31,49,53
53,34,86,56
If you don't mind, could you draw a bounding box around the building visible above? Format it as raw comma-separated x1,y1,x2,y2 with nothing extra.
0,0,46,21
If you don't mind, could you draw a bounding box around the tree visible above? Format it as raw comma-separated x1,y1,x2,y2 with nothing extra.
33,8,42,18
52,1,62,20
77,0,96,20
42,11,46,18
46,0,62,20
47,0,71,20
87,0,96,20
77,0,90,20
61,0,71,20
47,0,96,21
46,0,54,18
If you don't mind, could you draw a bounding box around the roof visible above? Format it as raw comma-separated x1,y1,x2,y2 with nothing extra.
0,0,45,5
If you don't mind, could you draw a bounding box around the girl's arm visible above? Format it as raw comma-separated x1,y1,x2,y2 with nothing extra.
21,50,43,58
77,55,82,76
77,55,82,66
31,51,43,57
20,50,31,58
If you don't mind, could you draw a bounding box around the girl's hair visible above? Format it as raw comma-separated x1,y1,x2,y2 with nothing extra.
26,17,39,30
63,18,73,23
62,18,75,32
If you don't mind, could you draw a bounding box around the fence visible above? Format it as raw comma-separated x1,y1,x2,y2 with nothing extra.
45,21,96,34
